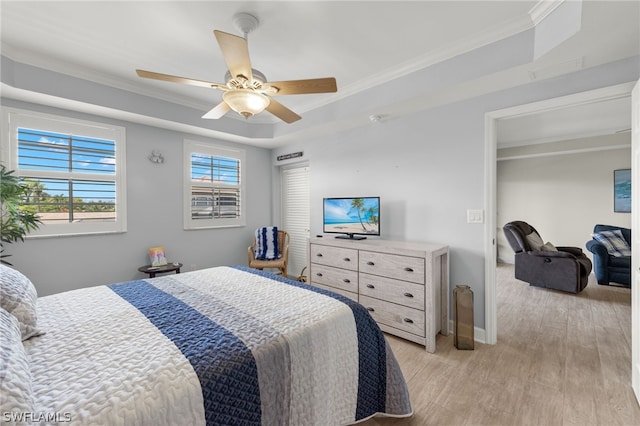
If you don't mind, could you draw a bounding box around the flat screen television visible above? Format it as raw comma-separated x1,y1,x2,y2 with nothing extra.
323,197,380,240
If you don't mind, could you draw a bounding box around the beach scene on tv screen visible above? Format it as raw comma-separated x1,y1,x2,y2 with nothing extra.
324,198,379,234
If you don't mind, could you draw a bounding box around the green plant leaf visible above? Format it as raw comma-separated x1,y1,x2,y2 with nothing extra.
0,164,41,257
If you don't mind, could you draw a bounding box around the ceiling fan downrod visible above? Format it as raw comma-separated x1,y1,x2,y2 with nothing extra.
232,12,259,40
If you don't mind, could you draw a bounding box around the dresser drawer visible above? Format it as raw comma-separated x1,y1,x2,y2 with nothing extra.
310,244,358,271
359,273,425,311
359,295,425,337
359,251,425,284
310,282,358,302
309,264,358,293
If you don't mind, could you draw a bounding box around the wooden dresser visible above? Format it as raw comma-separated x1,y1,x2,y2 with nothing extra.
308,237,449,353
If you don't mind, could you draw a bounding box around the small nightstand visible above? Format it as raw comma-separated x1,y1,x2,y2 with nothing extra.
138,262,182,278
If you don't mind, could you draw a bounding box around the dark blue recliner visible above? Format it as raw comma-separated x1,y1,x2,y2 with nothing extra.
586,224,631,287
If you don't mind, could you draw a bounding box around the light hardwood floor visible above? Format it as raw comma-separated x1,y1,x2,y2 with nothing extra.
363,264,640,425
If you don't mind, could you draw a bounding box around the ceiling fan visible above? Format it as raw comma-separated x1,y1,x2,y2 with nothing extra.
136,13,337,124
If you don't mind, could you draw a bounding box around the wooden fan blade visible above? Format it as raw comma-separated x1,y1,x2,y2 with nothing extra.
213,30,253,83
202,101,231,119
136,69,223,89
266,78,337,95
265,99,301,123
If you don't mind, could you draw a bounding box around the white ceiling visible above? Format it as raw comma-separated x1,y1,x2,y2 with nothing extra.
497,95,632,147
1,1,639,147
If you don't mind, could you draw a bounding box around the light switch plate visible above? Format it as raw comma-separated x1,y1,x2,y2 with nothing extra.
467,209,484,224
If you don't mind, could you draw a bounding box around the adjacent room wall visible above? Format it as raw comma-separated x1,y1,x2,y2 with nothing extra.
1,99,273,296
497,134,632,264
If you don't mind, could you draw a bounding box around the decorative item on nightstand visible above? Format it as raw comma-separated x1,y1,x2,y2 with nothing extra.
148,246,167,267
453,285,474,350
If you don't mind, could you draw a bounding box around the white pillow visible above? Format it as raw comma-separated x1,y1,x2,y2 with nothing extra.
541,242,558,252
525,232,544,251
0,264,42,340
0,307,35,416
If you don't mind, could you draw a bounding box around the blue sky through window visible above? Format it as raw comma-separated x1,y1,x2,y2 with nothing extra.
18,128,116,202
190,153,239,184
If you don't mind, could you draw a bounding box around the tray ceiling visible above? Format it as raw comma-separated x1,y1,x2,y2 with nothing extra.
1,1,638,147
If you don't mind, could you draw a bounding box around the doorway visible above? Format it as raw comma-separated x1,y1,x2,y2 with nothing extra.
484,81,636,344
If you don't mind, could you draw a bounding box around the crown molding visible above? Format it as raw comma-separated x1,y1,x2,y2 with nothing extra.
498,129,631,149
0,83,282,147
497,143,630,161
528,0,566,26
303,12,535,114
0,44,215,112
1,6,536,120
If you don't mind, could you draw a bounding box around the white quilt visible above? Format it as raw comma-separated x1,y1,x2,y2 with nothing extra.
20,266,412,425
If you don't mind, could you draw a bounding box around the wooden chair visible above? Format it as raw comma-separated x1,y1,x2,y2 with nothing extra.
248,230,290,277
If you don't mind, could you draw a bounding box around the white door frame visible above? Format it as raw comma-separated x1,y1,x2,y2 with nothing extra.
631,79,639,405
484,81,636,345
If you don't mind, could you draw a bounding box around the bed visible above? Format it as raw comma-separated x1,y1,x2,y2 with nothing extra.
1,264,412,425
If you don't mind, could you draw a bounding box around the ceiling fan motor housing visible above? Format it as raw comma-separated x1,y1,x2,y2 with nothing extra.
224,68,266,90
233,12,259,37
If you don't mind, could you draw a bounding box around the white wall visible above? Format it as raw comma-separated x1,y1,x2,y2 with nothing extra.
273,58,639,331
3,54,638,331
497,135,632,263
2,99,273,296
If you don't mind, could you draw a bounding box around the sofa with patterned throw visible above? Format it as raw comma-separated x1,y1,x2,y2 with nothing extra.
586,224,631,287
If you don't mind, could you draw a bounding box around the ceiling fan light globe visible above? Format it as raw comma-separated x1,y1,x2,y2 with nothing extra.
223,89,270,119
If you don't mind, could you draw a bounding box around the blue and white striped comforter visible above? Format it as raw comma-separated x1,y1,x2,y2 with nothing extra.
25,266,412,425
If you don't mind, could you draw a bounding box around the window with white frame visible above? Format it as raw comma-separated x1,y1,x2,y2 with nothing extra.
183,140,245,229
1,108,127,237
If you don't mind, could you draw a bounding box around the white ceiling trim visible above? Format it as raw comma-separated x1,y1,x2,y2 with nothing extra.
0,83,276,147
0,44,215,112
497,143,630,161
498,126,630,149
492,81,636,120
293,12,535,115
528,0,566,25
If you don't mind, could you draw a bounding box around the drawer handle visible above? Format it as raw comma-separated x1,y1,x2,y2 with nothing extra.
367,307,375,312
343,257,351,262
366,284,375,289
316,253,323,257
404,292,414,298
343,279,351,283
404,267,414,272
403,318,414,324
316,272,323,277
367,261,375,266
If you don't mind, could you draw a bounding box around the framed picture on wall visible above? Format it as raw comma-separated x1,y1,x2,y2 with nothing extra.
614,169,631,213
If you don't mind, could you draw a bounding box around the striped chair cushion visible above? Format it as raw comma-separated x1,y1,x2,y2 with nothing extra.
254,227,280,260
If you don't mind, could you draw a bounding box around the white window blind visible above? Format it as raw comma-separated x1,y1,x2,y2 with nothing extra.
184,140,245,229
281,165,310,278
2,108,127,237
